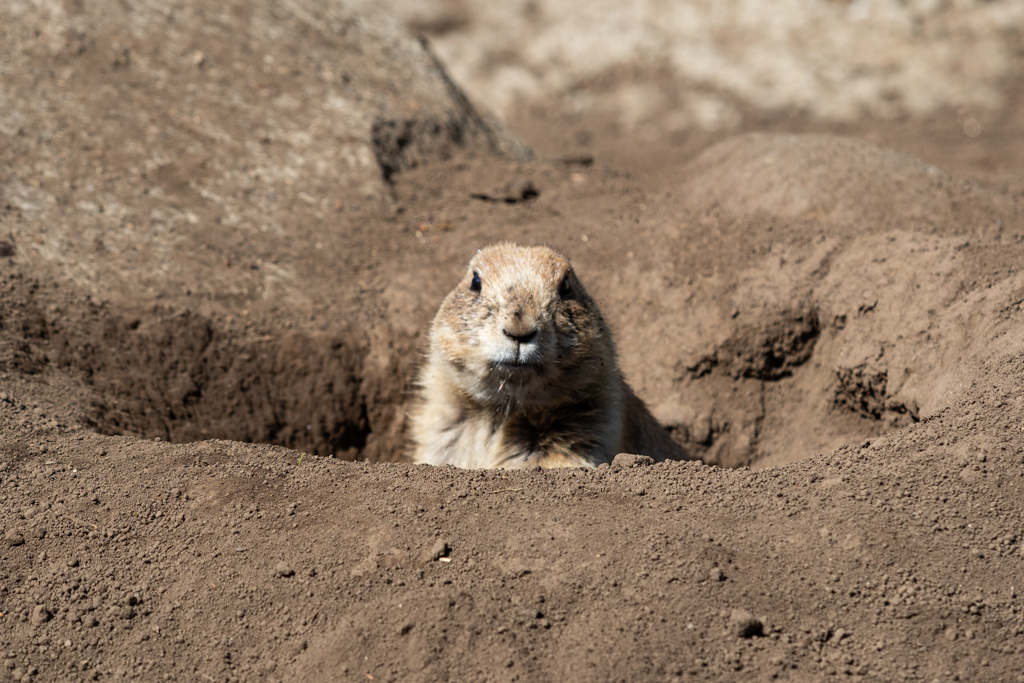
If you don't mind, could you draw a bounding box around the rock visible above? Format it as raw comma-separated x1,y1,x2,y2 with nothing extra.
30,605,52,625
613,453,655,468
0,0,531,308
729,609,763,638
420,537,450,563
5,529,25,547
710,567,726,582
274,562,295,578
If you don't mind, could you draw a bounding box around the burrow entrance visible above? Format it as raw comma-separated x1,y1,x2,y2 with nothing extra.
0,272,413,462
0,272,915,467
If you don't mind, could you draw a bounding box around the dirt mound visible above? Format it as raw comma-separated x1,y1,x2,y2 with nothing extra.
6,130,1019,471
627,133,1022,467
681,133,1011,233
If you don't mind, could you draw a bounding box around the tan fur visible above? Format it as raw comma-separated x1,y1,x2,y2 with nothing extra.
409,243,687,469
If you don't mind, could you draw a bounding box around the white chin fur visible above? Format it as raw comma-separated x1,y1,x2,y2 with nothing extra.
462,356,547,407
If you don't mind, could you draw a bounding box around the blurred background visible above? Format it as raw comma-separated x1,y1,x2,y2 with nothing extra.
365,0,1024,177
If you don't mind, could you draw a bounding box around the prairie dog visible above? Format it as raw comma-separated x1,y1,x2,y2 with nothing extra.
409,243,686,469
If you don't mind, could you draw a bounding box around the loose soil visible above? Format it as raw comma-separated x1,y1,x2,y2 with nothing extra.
2,3,1024,683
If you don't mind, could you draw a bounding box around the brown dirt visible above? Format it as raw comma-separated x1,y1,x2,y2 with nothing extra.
3,3,1024,683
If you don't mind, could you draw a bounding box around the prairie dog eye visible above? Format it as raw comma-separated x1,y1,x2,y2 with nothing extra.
558,273,575,300
470,271,481,292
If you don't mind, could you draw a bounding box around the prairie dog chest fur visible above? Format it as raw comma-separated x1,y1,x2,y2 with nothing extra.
409,243,685,469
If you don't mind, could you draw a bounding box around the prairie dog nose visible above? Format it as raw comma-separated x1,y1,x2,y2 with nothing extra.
503,327,538,344
502,300,539,344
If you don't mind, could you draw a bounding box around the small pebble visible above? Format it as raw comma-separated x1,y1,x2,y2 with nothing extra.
5,529,25,547
729,609,763,638
710,567,726,582
421,537,451,563
275,561,295,577
613,453,654,468
30,605,52,625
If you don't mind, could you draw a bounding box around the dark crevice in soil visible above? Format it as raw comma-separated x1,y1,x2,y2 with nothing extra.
686,308,820,381
52,308,376,458
834,364,920,428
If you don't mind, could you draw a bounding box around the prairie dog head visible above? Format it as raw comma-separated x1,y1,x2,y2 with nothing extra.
428,243,613,411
